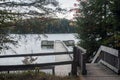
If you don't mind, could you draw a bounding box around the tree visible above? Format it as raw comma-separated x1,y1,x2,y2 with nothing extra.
12,17,47,34
76,0,120,61
104,0,120,49
0,6,17,52
0,0,61,53
12,18,76,34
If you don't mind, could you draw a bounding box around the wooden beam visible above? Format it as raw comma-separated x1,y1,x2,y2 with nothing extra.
75,46,86,53
100,45,119,57
92,45,119,63
0,66,54,71
71,46,78,76
99,60,119,74
0,61,72,71
0,52,73,58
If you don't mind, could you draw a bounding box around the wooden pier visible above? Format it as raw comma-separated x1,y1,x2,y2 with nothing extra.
54,40,72,76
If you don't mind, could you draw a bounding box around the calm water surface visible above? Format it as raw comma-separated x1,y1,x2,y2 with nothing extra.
0,33,78,75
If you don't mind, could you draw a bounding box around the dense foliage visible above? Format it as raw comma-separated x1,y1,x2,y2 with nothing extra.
12,18,76,34
76,0,120,61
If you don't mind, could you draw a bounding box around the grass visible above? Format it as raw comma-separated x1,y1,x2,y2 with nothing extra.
0,71,79,80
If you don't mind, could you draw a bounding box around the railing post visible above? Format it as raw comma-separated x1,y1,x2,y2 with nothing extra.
77,47,87,75
118,50,120,74
71,46,77,76
52,67,55,75
81,54,87,75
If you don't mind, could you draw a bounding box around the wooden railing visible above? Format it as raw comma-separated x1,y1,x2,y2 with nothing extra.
0,46,87,76
60,41,87,76
0,52,72,75
92,45,120,74
71,46,87,75
61,41,73,60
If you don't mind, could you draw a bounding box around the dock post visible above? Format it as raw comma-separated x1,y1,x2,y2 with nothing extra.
71,46,77,76
52,67,55,75
118,50,120,74
81,54,87,75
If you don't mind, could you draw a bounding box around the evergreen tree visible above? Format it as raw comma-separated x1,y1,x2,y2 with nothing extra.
76,0,120,61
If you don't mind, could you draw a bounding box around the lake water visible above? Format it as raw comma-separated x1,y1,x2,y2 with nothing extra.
0,33,78,75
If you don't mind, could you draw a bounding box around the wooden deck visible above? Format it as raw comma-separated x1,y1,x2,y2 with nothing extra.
54,40,72,76
80,63,120,80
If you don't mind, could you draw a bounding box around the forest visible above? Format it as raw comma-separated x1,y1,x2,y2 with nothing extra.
11,18,76,34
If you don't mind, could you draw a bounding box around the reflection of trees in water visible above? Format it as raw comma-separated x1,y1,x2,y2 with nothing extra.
22,56,38,64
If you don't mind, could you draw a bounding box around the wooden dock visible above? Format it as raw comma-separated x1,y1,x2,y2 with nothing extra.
54,40,72,76
80,63,120,80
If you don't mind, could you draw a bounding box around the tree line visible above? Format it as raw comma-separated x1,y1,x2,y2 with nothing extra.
12,18,76,34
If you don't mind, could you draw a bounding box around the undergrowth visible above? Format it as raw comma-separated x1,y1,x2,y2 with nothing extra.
0,71,79,80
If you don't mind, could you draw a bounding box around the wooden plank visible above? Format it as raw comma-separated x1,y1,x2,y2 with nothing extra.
0,61,72,71
81,53,87,75
0,52,73,58
61,41,73,59
82,63,120,80
71,46,77,76
91,47,102,63
99,60,119,74
101,45,119,57
0,66,54,71
92,46,118,64
54,41,72,76
75,46,86,53
92,45,119,63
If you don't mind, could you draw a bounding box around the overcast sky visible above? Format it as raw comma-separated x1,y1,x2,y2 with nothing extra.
57,0,78,20
59,0,77,9
0,0,78,20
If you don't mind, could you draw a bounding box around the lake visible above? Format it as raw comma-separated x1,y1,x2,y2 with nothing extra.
0,33,78,75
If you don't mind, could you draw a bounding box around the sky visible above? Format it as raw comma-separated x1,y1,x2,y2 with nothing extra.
58,0,77,9
57,0,78,20
0,0,78,20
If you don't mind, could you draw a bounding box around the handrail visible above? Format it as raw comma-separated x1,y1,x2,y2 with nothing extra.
61,41,73,60
0,61,72,71
0,52,73,58
0,52,73,75
71,46,87,76
92,45,120,74
76,45,86,54
101,46,118,56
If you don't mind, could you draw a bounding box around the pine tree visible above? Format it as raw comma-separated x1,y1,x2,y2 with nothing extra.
76,0,120,61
